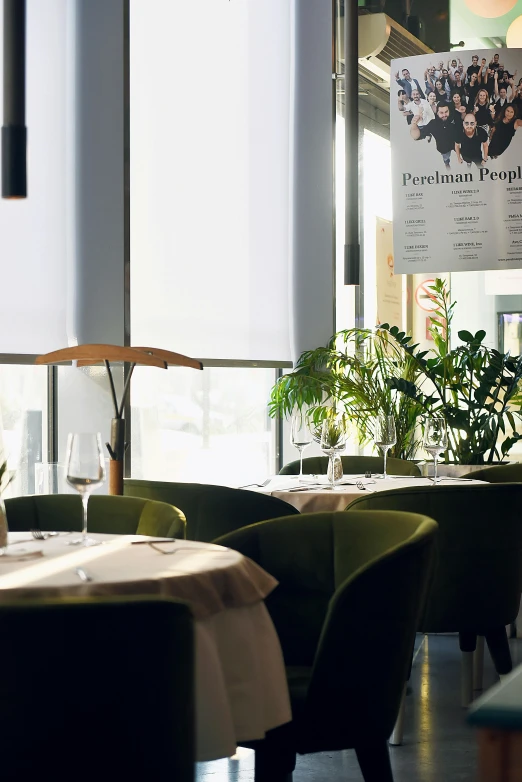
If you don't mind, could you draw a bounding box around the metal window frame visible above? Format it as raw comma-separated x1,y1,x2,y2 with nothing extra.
0,2,294,481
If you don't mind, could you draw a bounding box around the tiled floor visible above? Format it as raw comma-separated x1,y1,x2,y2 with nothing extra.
196,634,522,781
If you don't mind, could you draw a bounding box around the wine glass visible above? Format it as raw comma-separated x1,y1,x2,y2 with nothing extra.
66,433,106,546
423,418,448,484
291,411,313,482
320,416,346,490
373,414,397,479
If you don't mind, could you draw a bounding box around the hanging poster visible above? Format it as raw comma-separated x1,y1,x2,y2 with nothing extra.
391,48,522,274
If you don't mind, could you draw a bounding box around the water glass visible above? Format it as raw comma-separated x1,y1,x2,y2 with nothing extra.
320,416,346,489
373,414,397,479
423,418,448,484
291,411,313,481
65,433,106,546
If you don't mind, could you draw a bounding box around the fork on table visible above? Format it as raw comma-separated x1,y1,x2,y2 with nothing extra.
30,530,60,540
356,481,375,492
238,479,272,488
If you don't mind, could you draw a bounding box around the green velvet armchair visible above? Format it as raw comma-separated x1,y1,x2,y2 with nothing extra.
0,596,194,781
124,479,299,542
279,455,421,477
5,494,186,538
215,509,438,782
461,463,522,482
348,484,522,710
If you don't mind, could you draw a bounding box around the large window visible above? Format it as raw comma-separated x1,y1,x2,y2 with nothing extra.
128,0,292,483
0,365,48,497
131,367,278,486
129,0,291,362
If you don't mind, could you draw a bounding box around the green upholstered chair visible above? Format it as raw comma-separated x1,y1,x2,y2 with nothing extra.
279,455,421,477
0,596,194,782
461,463,522,482
214,509,438,782
124,479,300,542
4,494,186,538
347,484,522,709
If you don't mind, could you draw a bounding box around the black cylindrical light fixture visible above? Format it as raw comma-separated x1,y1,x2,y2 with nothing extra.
344,0,360,285
2,0,26,199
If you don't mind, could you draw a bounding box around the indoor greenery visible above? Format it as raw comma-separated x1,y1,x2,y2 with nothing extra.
380,278,522,465
269,278,522,465
269,327,424,460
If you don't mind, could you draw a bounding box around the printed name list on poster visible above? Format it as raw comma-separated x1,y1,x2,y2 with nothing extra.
391,48,522,274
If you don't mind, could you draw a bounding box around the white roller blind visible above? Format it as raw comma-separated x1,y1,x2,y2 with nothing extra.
130,0,291,361
0,0,67,353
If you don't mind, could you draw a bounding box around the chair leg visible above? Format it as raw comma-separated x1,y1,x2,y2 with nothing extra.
485,627,513,676
355,741,394,782
473,635,484,691
255,752,294,782
461,651,473,707
389,682,407,746
252,723,296,782
459,631,476,708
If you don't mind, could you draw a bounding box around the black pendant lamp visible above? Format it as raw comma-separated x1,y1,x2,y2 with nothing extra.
343,0,360,285
2,0,26,199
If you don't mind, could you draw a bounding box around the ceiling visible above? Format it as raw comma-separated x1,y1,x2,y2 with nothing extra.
450,0,522,48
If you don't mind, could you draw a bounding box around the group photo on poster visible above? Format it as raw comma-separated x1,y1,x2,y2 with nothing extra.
391,48,522,275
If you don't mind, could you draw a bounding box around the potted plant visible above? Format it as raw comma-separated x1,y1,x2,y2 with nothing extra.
269,327,425,460
0,459,11,553
379,278,522,466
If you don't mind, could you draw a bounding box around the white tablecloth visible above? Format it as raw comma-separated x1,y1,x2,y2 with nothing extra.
0,532,292,761
253,475,486,513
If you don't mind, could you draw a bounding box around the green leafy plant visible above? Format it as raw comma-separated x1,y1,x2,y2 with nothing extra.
380,278,522,465
269,328,425,459
0,460,11,493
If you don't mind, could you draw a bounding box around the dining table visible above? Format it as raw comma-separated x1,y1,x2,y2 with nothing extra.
250,474,486,513
0,531,292,762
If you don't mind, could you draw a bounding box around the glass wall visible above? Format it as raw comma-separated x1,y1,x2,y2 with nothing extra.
128,0,293,482
130,366,278,487
0,365,48,498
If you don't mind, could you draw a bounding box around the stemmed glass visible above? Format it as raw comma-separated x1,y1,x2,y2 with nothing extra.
320,415,346,490
66,433,106,546
373,414,397,479
291,411,313,482
423,417,448,485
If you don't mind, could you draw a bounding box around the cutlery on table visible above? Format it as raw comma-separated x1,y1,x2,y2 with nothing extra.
75,567,93,582
238,479,272,488
356,481,375,492
287,484,323,492
30,530,60,540
427,476,474,483
147,542,219,555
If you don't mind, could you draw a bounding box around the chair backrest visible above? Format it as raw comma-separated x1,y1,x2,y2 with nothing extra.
5,494,186,538
124,479,300,542
215,510,437,746
279,455,421,476
347,484,522,632
0,596,194,781
462,463,522,482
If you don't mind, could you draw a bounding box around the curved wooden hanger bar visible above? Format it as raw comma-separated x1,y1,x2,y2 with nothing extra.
35,344,167,369
131,346,203,371
35,343,203,495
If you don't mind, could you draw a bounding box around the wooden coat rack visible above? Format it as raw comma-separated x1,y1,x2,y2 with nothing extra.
36,344,203,495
